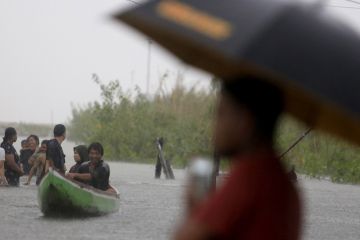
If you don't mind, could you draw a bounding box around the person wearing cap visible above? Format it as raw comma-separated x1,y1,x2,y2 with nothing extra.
174,76,301,240
0,147,8,186
45,124,66,174
0,127,23,186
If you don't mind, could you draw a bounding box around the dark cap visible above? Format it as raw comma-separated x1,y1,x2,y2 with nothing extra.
54,124,66,137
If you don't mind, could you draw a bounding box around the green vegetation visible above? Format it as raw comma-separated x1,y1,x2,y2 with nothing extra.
69,76,360,184
69,75,216,168
276,118,360,184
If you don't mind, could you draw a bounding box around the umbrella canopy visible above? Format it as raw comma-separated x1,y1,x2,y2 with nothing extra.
113,0,360,146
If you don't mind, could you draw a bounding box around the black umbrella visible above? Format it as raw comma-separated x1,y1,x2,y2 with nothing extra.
113,0,360,146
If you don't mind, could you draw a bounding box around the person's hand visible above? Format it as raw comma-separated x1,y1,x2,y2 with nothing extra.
66,173,76,179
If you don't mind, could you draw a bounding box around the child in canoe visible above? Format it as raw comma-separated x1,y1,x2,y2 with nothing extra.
24,140,48,185
69,145,88,173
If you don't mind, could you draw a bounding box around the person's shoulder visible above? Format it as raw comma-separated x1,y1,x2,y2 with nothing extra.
37,152,46,158
48,139,56,145
47,139,58,149
81,161,90,167
101,160,109,166
100,161,110,169
0,142,12,153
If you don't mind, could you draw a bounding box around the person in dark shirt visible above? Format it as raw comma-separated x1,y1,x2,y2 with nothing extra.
20,135,39,175
46,124,66,174
69,145,88,173
1,127,24,186
20,139,31,175
66,142,110,191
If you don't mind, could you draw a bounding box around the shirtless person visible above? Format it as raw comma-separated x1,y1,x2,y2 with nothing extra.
24,140,48,185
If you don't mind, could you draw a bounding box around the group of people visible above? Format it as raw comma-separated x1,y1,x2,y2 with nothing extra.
0,124,112,192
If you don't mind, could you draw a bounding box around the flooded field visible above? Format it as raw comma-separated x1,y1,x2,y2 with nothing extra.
1,139,360,239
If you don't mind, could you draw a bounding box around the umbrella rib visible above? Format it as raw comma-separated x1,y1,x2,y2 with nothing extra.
341,0,360,5
328,4,360,9
124,0,141,5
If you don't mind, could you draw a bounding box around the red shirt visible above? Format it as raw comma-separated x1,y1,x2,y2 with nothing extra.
192,151,301,240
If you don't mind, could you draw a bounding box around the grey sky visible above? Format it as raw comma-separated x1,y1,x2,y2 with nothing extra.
0,0,359,124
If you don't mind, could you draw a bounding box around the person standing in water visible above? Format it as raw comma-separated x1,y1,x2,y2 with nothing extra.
46,124,66,174
175,77,301,240
69,145,88,173
24,140,48,185
1,127,23,186
20,135,39,175
0,147,8,186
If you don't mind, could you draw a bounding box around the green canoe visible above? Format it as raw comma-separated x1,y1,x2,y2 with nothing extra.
38,169,120,216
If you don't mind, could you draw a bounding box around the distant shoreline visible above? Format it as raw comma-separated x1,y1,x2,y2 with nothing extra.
0,122,53,138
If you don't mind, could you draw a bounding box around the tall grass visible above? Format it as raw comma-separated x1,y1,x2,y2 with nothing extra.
69,75,216,167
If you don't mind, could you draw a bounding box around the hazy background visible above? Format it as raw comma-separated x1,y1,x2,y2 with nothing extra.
0,0,360,124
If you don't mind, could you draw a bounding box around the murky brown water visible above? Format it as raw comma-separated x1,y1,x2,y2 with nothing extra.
1,139,360,239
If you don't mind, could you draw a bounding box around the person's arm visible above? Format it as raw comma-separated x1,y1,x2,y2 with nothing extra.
45,143,55,173
24,156,42,185
24,166,35,185
45,159,50,173
175,164,255,240
5,154,23,176
28,155,36,166
66,172,92,182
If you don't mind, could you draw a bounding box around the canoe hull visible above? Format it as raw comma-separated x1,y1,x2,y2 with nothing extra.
38,170,120,216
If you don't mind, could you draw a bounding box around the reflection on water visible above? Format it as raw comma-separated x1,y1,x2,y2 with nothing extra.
1,139,360,239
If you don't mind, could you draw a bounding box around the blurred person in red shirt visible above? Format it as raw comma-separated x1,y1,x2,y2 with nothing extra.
175,76,301,240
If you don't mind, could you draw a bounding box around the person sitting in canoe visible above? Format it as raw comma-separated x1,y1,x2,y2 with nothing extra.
69,145,88,173
66,142,111,191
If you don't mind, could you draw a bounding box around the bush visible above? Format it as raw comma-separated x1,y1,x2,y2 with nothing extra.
69,75,360,184
69,74,216,166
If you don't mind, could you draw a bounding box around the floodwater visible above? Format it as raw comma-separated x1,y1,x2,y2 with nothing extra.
1,139,360,239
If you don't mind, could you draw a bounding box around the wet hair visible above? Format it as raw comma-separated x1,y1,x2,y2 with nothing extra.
221,76,284,141
74,145,89,163
3,127,17,142
27,134,40,146
21,139,28,146
54,124,66,137
88,142,104,156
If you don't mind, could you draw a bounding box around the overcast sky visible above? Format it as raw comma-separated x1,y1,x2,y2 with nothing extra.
0,0,360,124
